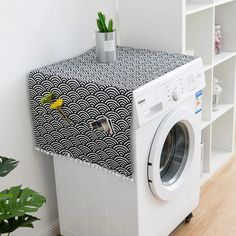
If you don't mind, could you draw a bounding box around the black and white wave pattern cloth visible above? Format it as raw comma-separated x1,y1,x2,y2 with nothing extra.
29,47,195,180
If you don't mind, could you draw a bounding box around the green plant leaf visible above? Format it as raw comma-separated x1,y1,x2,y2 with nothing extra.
0,193,13,201
0,156,19,177
97,19,104,32
98,11,108,32
0,186,46,221
108,19,113,32
40,92,54,105
0,214,39,234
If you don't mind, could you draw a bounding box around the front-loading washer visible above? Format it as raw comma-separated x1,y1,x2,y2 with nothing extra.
53,57,205,236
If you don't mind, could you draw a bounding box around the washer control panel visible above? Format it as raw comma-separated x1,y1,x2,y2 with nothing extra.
133,58,205,129
166,70,203,103
166,78,184,102
172,89,182,101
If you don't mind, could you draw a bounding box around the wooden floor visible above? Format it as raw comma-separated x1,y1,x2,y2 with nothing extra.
171,155,236,236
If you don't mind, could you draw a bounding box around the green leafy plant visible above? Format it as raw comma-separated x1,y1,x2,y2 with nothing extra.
40,92,54,105
41,92,68,121
97,11,114,32
0,156,46,235
0,157,18,177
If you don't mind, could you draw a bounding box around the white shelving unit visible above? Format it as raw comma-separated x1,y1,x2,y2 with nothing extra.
215,0,235,6
186,3,214,15
119,0,236,184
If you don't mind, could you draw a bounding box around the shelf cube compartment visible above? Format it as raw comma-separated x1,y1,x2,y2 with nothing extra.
186,8,214,65
213,56,236,105
215,1,236,52
211,108,235,174
212,107,235,152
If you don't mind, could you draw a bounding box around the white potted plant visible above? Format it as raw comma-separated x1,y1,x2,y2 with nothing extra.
96,11,116,63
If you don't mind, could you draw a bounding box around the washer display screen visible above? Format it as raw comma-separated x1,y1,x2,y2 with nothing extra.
160,122,189,186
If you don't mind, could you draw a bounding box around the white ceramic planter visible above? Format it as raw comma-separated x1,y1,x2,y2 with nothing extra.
96,30,117,63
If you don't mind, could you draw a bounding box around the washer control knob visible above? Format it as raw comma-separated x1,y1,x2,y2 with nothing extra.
172,89,181,101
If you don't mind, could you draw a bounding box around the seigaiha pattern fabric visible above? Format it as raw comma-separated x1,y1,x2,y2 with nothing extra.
29,47,195,180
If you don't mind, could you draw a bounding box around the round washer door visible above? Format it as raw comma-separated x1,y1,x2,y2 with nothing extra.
148,108,197,201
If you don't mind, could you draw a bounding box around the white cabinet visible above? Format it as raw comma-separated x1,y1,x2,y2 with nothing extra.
119,0,236,184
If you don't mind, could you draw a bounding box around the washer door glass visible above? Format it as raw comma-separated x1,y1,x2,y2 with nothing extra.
148,109,197,201
159,122,189,186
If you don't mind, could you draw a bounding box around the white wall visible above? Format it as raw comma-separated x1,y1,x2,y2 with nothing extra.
0,0,116,235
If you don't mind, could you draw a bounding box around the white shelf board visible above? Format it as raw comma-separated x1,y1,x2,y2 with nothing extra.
201,120,211,130
215,0,235,7
213,52,236,67
201,149,234,185
204,64,212,72
212,103,234,122
186,3,213,15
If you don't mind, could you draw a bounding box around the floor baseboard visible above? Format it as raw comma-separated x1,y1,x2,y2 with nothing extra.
37,220,60,236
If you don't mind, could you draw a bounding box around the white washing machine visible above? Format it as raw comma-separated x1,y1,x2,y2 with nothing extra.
53,58,205,236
